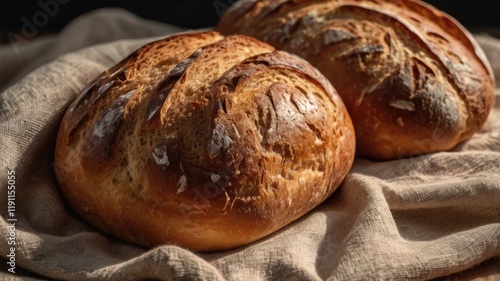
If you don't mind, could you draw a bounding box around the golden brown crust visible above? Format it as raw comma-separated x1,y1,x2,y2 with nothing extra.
54,31,355,251
216,0,495,160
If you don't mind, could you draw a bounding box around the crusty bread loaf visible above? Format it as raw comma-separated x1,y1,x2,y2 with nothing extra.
216,0,495,160
54,31,355,251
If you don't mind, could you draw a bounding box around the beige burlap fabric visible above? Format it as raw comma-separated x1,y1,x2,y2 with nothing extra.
1,8,499,281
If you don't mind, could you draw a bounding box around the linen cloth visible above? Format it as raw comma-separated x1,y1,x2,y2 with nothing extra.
0,8,499,281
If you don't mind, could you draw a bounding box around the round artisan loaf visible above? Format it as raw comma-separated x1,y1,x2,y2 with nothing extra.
54,31,355,251
216,0,495,160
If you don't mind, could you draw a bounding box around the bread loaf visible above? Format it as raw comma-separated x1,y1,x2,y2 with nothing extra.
216,0,495,160
54,31,355,251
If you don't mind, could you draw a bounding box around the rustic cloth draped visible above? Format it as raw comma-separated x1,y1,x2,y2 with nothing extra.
1,8,499,280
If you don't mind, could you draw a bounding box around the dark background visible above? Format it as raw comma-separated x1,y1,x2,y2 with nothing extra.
1,0,500,44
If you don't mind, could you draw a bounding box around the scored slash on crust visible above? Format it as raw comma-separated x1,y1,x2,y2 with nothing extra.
146,48,204,123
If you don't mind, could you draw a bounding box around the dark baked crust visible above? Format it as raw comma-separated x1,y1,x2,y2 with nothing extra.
216,0,495,159
54,31,355,251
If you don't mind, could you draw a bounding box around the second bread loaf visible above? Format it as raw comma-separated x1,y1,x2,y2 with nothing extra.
216,0,495,160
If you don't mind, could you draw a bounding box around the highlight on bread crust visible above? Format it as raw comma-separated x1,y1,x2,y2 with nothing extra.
216,0,495,160
54,31,356,251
